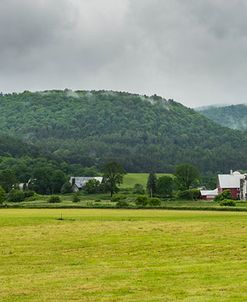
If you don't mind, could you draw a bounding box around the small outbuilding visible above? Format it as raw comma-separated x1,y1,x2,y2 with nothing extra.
200,188,218,200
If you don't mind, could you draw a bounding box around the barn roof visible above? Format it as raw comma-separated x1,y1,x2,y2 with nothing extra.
218,173,244,189
200,189,218,196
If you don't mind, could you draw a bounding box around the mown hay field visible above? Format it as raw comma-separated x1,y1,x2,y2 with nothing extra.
0,209,246,302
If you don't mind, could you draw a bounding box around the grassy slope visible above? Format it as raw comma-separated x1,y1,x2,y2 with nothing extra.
1,209,246,302
121,173,171,188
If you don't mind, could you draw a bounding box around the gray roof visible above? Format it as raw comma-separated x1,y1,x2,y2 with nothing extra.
69,177,103,188
200,189,218,196
218,172,244,189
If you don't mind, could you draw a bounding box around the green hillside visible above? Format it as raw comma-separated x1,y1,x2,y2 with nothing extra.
198,104,247,131
121,173,172,188
0,134,40,158
1,90,247,173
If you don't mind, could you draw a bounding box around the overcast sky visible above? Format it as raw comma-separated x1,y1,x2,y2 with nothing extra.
1,0,247,107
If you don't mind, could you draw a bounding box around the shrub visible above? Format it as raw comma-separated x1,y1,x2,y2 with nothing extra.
116,200,129,208
148,198,161,207
177,190,192,200
72,193,80,203
120,188,132,194
24,190,35,198
0,186,6,204
61,181,73,194
177,189,200,200
84,179,101,194
48,196,61,203
7,189,25,203
214,190,231,201
133,184,145,194
190,189,201,200
111,194,126,202
135,195,148,207
86,201,94,207
220,199,236,207
94,199,101,203
24,194,38,202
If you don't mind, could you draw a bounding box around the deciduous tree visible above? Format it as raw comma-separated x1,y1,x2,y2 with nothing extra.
156,176,174,197
175,164,199,190
102,162,125,197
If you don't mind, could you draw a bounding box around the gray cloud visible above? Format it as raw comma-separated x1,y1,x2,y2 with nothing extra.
1,0,247,106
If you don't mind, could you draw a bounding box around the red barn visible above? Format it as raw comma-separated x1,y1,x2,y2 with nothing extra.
218,171,244,200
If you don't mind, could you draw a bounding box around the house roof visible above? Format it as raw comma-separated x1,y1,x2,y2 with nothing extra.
218,173,244,189
69,177,103,188
200,189,218,196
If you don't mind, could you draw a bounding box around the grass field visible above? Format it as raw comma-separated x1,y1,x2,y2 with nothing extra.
121,173,171,188
0,209,246,301
5,193,247,210
6,198,247,211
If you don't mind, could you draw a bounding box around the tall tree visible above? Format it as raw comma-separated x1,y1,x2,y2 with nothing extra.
156,175,174,198
84,179,101,194
175,164,199,190
0,169,17,192
31,168,67,194
0,186,6,203
31,167,53,194
146,173,157,197
50,170,67,194
102,162,125,197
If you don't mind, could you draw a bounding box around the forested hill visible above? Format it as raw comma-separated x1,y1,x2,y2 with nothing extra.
0,90,247,173
198,104,247,131
0,134,40,158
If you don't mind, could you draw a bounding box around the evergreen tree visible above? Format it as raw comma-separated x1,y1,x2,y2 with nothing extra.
146,173,157,197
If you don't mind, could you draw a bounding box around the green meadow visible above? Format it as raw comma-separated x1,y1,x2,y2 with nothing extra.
0,209,246,302
121,173,171,188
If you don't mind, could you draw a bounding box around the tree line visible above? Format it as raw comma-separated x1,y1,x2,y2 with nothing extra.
0,161,203,204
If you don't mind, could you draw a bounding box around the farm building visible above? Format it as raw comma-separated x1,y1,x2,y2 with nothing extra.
200,170,247,201
69,177,103,192
218,171,247,200
200,188,218,200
